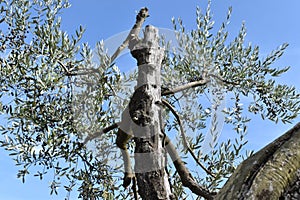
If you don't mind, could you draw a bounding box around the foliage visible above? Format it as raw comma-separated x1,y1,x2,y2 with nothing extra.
161,1,300,196
0,0,121,198
0,0,299,199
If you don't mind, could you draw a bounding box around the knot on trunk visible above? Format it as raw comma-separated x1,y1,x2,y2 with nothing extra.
129,84,153,126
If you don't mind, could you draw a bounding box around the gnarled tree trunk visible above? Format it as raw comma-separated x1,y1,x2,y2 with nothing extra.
216,122,300,200
129,25,175,199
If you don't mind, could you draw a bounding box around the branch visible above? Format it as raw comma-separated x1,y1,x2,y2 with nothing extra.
58,8,149,77
132,177,138,200
77,151,95,170
111,7,149,61
83,123,119,144
161,79,209,96
81,120,134,189
164,136,216,199
58,60,117,96
65,70,99,76
161,73,239,96
209,73,239,86
116,128,134,188
58,60,101,76
57,60,69,73
161,99,215,177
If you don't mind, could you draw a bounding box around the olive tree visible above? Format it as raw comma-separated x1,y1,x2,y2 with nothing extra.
0,0,299,199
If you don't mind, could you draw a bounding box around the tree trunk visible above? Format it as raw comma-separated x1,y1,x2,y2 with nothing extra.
129,25,175,199
216,122,300,200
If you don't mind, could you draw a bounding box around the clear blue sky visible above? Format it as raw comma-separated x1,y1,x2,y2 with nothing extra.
1,0,300,199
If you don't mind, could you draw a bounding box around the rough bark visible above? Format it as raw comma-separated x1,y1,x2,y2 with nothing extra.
129,25,175,199
216,122,300,200
280,168,300,199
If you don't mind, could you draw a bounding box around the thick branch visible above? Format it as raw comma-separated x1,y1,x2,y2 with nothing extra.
164,136,216,200
111,7,149,61
162,79,209,96
58,8,149,76
161,99,215,177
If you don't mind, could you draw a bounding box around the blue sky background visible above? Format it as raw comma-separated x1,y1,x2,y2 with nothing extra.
1,0,300,199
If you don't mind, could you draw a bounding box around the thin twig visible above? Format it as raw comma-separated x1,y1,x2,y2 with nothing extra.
58,60,117,96
83,123,119,144
161,99,215,177
209,73,239,85
132,177,138,200
65,70,98,76
58,60,101,76
57,60,69,73
77,152,95,170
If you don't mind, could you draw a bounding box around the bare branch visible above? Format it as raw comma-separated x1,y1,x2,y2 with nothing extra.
81,119,134,189
111,7,149,61
116,128,134,188
82,120,134,189
162,78,209,96
161,99,215,177
164,136,216,199
161,73,239,96
58,8,149,77
65,70,99,76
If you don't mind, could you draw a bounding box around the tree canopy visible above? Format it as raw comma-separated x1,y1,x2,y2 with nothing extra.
0,0,299,199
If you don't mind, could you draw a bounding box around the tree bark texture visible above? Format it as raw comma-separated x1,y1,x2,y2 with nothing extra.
216,122,300,200
129,25,176,199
